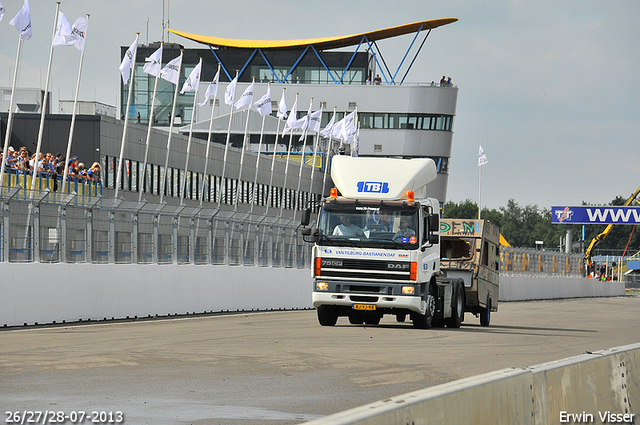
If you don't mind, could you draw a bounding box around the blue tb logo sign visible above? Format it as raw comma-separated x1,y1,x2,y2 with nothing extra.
357,181,389,194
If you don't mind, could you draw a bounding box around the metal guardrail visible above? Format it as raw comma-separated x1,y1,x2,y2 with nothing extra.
500,246,585,278
0,185,310,269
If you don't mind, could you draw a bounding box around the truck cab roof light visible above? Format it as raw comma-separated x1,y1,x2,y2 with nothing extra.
330,188,338,199
407,191,415,202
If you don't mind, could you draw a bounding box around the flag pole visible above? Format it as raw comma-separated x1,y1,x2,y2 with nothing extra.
295,97,313,212
308,103,324,196
478,165,482,220
320,106,337,198
159,50,183,204
200,63,221,206
279,92,299,218
218,70,239,208
139,42,163,202
115,33,140,199
264,87,286,217
30,2,61,197
180,57,202,205
249,82,271,214
233,77,255,210
61,14,90,195
0,37,24,191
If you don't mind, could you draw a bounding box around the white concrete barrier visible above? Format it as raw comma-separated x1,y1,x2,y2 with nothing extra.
500,276,625,301
304,343,640,425
0,263,313,327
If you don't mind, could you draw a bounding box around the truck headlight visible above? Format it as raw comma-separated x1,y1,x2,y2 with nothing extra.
402,286,415,295
316,281,329,291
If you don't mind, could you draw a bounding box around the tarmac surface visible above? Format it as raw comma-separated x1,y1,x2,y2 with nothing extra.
1,294,639,425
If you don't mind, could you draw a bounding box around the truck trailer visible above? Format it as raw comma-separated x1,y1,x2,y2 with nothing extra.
301,156,486,329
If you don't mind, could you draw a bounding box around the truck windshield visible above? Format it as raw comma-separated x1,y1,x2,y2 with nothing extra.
440,237,476,261
317,204,420,249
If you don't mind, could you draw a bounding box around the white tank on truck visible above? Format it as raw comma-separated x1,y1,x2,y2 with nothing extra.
300,156,469,329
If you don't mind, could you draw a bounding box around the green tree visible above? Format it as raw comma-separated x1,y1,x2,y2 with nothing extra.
442,199,478,219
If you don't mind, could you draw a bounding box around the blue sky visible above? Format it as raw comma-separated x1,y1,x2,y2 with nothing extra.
1,0,639,210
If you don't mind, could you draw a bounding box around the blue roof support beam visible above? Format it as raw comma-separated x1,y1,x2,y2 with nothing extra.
400,29,431,85
390,24,424,84
283,45,311,84
257,49,283,84
310,45,339,85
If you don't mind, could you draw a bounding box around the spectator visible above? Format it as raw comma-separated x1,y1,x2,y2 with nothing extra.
4,147,19,170
446,77,452,86
87,162,102,183
373,74,382,85
440,76,446,86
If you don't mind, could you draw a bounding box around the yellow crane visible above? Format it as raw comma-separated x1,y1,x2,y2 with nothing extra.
585,185,640,265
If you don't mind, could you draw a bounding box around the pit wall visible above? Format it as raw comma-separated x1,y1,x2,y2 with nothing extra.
304,343,640,425
0,263,311,327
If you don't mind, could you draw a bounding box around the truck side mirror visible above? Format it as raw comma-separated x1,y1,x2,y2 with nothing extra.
301,227,319,243
428,232,439,245
428,213,439,232
301,208,311,227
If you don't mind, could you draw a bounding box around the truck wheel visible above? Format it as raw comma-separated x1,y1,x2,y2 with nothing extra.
363,314,381,326
348,312,364,325
480,298,491,327
396,313,406,323
413,292,435,329
446,283,464,328
317,306,338,326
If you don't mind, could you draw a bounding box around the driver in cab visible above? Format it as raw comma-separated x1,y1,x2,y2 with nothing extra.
333,215,364,237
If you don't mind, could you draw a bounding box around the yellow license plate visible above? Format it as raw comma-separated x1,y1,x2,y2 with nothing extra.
353,304,376,311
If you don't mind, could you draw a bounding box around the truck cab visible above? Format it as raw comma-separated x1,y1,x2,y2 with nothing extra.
301,156,467,329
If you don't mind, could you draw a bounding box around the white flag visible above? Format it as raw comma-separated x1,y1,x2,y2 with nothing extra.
320,113,335,138
68,16,88,52
198,68,219,107
254,86,272,116
224,75,238,105
53,13,87,51
143,45,163,77
9,0,32,41
234,81,255,110
0,2,5,22
282,98,299,136
52,12,73,47
180,61,201,94
298,107,323,141
478,145,488,167
307,108,323,133
160,53,182,85
119,36,138,84
276,91,288,120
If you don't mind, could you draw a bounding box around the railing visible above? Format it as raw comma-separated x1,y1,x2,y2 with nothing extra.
0,185,310,268
500,246,585,278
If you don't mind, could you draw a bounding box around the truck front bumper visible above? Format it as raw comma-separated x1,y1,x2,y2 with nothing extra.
312,291,425,315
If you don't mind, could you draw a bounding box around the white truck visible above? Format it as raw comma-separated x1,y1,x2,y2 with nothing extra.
301,156,467,329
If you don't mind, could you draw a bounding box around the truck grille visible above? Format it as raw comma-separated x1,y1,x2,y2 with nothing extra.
319,257,412,281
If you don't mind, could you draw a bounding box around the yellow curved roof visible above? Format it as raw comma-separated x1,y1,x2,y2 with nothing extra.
168,18,457,50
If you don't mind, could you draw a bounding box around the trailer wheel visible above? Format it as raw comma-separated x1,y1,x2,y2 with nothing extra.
317,306,338,326
480,297,491,327
446,283,465,328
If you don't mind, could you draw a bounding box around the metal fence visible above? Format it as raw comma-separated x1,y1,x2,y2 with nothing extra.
500,246,585,278
0,186,311,269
